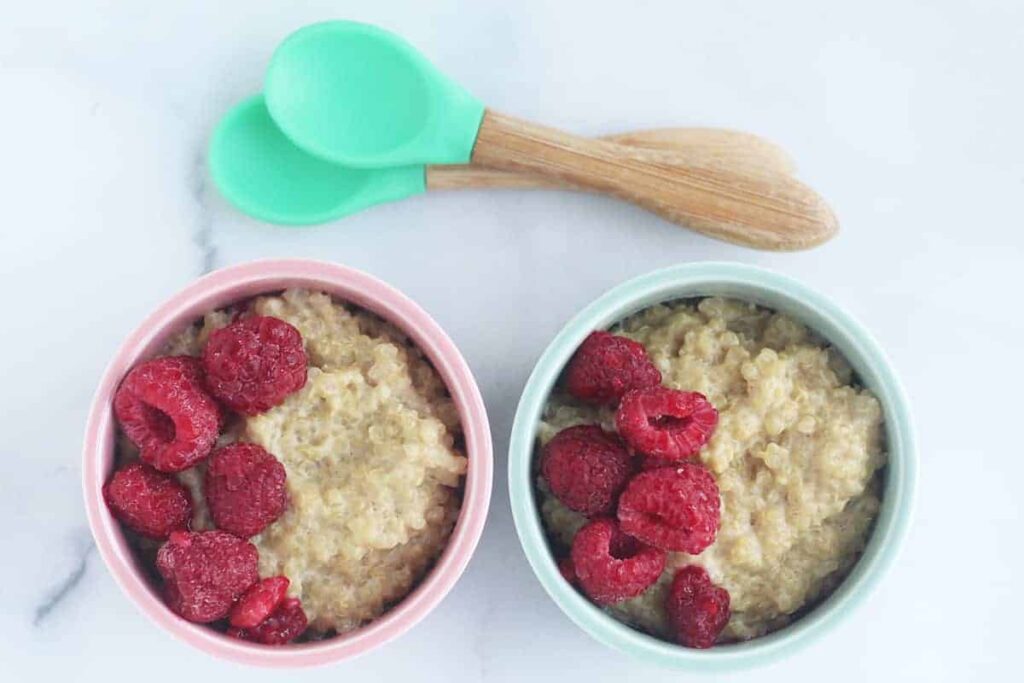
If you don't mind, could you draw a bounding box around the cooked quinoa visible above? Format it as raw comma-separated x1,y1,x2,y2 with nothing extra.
538,297,885,641
120,289,466,634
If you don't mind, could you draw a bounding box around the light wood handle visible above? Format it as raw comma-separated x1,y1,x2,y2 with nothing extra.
466,110,837,251
603,128,796,176
427,127,796,191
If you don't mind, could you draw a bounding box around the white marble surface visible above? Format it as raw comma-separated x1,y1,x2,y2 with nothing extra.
1,1,1021,680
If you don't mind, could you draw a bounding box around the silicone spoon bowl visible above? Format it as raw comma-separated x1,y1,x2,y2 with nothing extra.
210,96,797,226
209,95,423,225
265,21,483,168
264,21,838,250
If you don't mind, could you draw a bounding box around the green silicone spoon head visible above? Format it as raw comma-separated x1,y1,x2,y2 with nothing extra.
265,21,485,168
208,94,425,225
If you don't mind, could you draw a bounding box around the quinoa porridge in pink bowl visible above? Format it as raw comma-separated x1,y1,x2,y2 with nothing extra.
82,259,492,667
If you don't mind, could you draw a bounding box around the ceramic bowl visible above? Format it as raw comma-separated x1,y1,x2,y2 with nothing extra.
83,259,493,667
508,262,915,671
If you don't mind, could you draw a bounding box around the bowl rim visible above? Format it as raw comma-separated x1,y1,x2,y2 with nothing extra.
507,261,916,671
82,258,493,667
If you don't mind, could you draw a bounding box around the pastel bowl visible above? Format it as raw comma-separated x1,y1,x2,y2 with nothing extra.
83,259,493,667
508,262,915,671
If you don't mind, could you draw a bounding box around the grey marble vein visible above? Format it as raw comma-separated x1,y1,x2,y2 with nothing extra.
190,145,217,275
34,542,95,626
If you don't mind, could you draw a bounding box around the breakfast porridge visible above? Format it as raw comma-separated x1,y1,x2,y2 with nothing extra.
537,297,885,644
109,289,466,640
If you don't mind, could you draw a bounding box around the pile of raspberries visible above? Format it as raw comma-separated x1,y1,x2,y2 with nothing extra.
103,315,311,645
543,331,731,649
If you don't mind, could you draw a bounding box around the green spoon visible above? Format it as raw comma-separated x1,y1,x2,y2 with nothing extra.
264,21,483,170
263,21,838,249
209,95,423,225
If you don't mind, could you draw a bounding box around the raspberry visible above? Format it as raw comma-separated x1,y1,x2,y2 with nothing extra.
156,531,259,623
229,576,290,628
102,462,192,539
114,356,221,473
541,426,635,517
557,557,577,585
616,464,720,553
201,316,308,415
229,597,308,645
225,626,252,641
615,387,718,462
570,518,665,605
665,565,731,648
204,443,288,537
564,331,661,405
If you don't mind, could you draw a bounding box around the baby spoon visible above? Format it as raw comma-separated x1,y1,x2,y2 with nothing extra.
209,95,796,226
264,21,837,250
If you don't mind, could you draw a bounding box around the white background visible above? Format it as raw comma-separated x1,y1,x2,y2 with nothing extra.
1,1,1020,680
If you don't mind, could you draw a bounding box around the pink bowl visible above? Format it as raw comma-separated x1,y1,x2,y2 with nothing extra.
82,259,493,667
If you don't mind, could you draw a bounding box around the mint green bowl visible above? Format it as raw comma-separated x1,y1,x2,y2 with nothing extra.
508,262,916,671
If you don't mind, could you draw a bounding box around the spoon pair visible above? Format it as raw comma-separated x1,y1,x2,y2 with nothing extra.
211,21,836,250
210,96,795,227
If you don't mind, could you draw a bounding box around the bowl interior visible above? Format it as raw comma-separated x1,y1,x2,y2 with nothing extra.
508,262,915,671
83,259,492,667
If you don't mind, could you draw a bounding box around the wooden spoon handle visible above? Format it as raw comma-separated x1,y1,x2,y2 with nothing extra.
427,127,796,191
467,110,837,251
604,128,796,176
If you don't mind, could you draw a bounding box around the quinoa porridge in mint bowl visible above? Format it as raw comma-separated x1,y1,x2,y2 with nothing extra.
508,262,915,671
82,259,492,667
